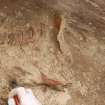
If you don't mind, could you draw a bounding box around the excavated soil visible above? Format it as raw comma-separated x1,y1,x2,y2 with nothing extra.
0,0,105,105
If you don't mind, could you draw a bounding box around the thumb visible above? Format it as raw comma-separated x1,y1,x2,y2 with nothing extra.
26,89,42,105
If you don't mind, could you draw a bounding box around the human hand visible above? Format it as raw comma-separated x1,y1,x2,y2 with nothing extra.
8,87,42,105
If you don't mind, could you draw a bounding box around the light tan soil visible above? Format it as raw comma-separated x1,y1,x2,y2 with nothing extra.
0,0,105,105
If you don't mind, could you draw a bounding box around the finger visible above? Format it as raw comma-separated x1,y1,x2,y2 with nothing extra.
9,87,26,98
9,88,19,98
9,87,26,105
26,89,42,105
15,87,26,104
16,87,26,97
8,98,16,105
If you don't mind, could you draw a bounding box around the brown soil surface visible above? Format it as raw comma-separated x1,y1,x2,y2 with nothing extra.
0,0,105,105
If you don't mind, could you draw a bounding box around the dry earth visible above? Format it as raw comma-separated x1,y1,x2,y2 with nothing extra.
0,0,105,105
